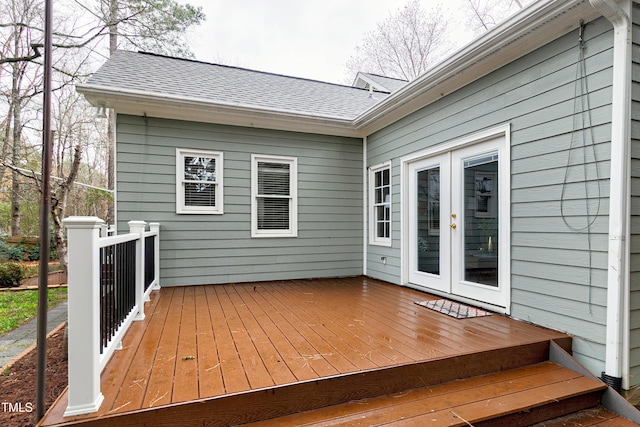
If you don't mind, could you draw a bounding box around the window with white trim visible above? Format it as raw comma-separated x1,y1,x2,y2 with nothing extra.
176,149,223,214
369,161,391,246
251,155,298,237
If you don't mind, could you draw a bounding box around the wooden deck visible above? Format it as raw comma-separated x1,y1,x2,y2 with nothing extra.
41,276,582,426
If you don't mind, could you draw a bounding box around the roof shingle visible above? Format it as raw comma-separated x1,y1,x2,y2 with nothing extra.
84,51,388,120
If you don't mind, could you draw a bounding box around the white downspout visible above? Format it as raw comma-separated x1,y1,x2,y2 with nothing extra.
589,0,632,390
363,135,368,276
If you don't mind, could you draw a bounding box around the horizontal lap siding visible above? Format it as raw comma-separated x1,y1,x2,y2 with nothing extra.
630,2,640,387
116,116,363,286
366,17,613,377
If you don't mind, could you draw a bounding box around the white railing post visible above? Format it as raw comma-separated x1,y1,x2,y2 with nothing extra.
128,220,147,321
149,222,160,290
63,216,105,416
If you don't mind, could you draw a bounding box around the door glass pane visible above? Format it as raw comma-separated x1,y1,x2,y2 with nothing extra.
417,168,440,275
463,153,498,286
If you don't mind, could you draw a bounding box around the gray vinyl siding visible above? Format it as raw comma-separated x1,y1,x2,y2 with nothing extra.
366,17,613,377
116,115,363,286
629,1,640,387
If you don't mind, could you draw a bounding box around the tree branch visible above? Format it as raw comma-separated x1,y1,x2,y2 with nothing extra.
0,44,41,64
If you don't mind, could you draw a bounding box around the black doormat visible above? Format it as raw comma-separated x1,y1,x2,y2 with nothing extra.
414,299,491,319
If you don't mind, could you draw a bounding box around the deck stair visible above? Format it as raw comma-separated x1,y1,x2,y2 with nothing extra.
235,342,640,427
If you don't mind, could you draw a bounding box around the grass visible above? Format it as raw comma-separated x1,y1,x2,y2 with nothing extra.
0,288,67,335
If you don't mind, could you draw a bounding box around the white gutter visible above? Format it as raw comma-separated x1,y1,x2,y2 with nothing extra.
76,84,358,123
589,0,632,389
76,84,360,138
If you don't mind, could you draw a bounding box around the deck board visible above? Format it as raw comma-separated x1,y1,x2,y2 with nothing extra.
281,280,419,364
271,281,393,368
217,285,275,390
206,285,249,394
258,283,360,374
241,282,339,378
233,282,319,382
41,277,572,426
106,287,170,413
142,287,182,408
227,284,298,385
173,286,199,402
194,285,225,397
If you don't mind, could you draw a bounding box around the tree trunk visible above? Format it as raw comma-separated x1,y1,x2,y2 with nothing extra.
105,0,118,226
10,67,21,237
51,146,82,271
106,110,115,225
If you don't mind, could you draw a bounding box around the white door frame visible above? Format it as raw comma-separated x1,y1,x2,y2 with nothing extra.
400,124,511,314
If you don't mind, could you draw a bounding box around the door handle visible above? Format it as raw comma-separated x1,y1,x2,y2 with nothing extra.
450,223,457,229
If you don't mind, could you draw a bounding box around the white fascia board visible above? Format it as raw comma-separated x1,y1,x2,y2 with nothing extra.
76,84,361,138
354,0,601,135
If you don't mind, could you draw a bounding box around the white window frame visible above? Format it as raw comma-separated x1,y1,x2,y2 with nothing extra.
251,154,298,238
176,148,224,214
369,161,392,246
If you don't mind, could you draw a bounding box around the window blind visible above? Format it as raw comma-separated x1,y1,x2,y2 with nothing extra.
184,156,217,207
257,161,290,230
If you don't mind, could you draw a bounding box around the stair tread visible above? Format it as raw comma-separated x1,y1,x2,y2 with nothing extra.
530,406,639,426
239,362,606,426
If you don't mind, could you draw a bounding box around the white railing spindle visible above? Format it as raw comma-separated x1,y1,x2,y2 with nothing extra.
149,222,161,292
128,220,147,321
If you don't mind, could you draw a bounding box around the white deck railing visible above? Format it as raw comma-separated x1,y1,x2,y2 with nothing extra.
62,217,160,417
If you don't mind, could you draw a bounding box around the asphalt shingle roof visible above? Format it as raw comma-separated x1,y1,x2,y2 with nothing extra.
85,51,389,120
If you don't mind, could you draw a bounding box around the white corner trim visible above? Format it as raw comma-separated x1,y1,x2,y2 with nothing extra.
363,136,368,276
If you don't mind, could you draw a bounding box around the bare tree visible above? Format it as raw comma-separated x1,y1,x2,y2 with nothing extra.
346,0,451,81
50,87,103,268
79,0,205,225
345,0,539,83
3,85,107,267
1,0,204,239
1,0,44,236
463,0,534,34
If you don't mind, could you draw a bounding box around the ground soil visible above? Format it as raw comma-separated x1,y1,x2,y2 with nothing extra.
0,326,67,427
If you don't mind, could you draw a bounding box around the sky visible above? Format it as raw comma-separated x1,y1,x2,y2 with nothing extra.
181,0,472,85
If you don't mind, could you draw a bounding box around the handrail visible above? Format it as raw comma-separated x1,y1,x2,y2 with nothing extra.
97,232,138,248
62,216,160,416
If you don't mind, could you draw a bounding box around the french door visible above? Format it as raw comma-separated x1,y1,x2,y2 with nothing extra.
407,135,509,310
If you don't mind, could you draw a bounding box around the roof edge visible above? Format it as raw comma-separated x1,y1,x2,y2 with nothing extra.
77,84,362,138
